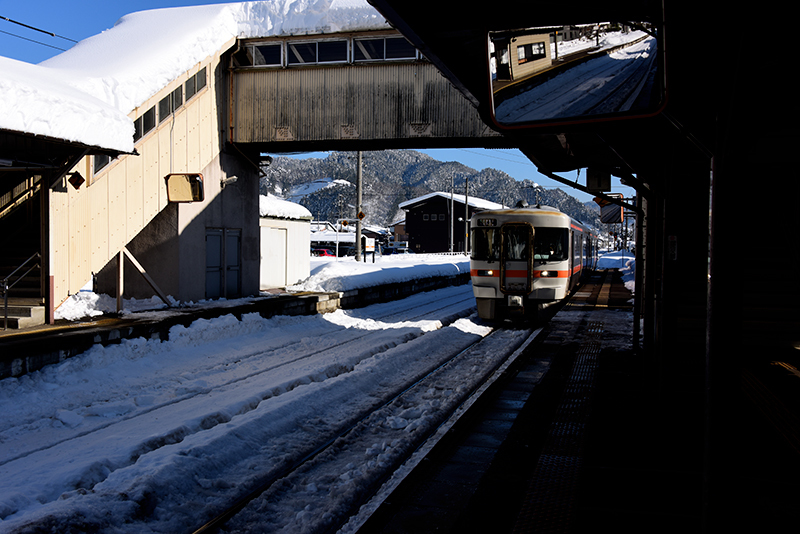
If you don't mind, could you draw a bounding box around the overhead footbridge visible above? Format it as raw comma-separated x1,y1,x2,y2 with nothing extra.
227,31,507,157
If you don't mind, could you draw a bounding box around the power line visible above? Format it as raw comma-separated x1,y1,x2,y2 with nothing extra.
457,148,535,166
0,28,67,51
1,14,78,43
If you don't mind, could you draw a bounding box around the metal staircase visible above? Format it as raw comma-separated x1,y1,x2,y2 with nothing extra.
1,178,45,330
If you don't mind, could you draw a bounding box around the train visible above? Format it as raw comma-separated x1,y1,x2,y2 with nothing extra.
469,204,598,320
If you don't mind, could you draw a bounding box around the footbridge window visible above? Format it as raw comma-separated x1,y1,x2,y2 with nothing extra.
354,36,417,61
287,39,348,65
250,43,282,66
233,35,420,68
159,86,185,123
132,67,206,144
133,106,156,143
185,67,207,101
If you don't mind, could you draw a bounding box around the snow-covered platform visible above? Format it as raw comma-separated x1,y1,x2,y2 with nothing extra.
0,270,469,379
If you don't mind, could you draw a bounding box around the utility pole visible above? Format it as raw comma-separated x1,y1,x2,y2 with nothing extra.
450,176,454,253
464,175,469,255
355,151,363,262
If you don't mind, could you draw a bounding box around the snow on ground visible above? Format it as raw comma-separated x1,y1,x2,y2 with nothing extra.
293,253,469,292
5,252,632,532
597,249,635,293
54,253,469,320
0,256,479,532
551,29,649,58
286,177,354,203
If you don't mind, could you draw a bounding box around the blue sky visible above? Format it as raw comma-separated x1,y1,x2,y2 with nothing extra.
1,0,636,204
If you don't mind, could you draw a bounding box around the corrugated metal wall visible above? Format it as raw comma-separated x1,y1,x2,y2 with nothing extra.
232,63,498,144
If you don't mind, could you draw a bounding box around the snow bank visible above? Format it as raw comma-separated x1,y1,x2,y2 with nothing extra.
54,251,633,321
597,249,635,293
292,255,469,292
55,254,471,321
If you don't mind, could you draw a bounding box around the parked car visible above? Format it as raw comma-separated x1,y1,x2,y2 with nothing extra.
312,248,335,257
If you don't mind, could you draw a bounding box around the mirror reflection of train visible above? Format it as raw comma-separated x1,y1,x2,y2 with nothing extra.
469,204,598,321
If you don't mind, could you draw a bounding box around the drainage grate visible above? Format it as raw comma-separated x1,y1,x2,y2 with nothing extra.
512,321,603,533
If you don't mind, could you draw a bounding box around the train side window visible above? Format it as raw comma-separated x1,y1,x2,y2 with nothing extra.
534,227,568,261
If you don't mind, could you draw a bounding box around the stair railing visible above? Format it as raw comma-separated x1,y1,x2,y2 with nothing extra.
0,175,42,221
2,252,41,330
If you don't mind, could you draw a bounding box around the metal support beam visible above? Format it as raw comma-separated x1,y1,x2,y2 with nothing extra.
116,247,172,312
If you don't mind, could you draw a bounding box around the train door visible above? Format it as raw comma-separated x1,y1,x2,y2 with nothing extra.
500,223,533,294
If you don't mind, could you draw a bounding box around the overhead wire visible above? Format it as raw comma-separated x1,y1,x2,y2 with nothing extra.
1,15,78,43
0,28,67,52
1,14,77,53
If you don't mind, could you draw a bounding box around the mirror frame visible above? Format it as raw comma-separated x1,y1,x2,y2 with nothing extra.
165,173,204,203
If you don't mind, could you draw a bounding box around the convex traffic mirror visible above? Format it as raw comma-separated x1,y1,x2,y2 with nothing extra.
165,173,204,202
489,20,665,127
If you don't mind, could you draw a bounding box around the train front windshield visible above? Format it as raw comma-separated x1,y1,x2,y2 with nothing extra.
471,228,500,261
503,225,530,260
533,228,569,262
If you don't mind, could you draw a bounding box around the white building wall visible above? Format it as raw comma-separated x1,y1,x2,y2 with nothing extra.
259,218,310,289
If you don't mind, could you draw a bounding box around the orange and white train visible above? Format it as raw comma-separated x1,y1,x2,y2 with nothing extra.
469,205,598,320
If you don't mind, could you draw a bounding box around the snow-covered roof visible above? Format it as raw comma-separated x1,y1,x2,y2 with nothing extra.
41,0,387,114
0,56,134,152
1,1,387,154
260,193,313,220
399,192,504,211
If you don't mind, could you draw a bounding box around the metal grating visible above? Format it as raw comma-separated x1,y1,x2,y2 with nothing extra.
512,321,603,533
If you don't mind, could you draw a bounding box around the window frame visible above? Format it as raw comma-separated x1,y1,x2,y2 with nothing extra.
133,106,156,144
286,38,349,66
517,41,546,65
353,35,417,62
251,42,283,66
93,154,111,175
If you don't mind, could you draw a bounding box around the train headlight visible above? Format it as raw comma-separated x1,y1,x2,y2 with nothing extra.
537,270,559,278
476,269,494,276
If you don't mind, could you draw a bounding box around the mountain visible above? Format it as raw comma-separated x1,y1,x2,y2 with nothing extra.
260,150,602,229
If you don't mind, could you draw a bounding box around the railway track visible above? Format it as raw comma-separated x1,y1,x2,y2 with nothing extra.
192,325,540,533
0,288,473,468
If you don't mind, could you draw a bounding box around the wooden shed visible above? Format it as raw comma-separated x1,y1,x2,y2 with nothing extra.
400,192,503,253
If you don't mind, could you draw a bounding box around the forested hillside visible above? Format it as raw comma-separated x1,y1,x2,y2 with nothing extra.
260,150,601,228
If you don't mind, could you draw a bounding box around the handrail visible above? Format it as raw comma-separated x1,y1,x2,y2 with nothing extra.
0,175,42,221
2,252,41,330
